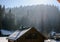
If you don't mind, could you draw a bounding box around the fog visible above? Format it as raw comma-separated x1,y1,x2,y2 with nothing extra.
5,5,60,33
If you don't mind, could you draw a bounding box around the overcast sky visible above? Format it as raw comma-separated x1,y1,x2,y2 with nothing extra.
0,0,60,9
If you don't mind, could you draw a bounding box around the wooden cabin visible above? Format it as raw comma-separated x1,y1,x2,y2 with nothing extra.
7,27,47,42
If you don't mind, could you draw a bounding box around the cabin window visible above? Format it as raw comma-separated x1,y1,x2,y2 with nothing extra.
25,33,37,39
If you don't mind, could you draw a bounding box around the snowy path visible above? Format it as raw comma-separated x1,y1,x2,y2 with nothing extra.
0,37,8,42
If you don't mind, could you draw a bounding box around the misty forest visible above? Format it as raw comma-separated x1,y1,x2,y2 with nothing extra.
0,4,60,35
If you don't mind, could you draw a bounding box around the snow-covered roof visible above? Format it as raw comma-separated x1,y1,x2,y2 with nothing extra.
0,29,13,35
7,28,31,40
50,31,56,36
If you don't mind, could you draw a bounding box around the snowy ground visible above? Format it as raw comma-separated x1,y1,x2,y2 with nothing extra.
0,37,8,42
45,39,60,42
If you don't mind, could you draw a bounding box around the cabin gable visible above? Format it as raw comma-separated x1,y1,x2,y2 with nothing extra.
16,27,46,42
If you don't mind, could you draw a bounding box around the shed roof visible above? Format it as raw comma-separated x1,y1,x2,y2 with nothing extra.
7,28,31,40
0,29,13,35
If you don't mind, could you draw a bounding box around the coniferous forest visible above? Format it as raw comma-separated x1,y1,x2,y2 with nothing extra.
0,4,60,36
